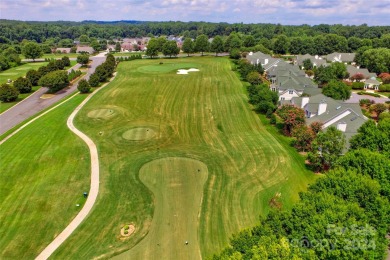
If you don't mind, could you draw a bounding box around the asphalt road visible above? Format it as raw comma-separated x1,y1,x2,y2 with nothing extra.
0,53,107,136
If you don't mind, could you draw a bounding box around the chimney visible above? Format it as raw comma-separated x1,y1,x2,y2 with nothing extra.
337,122,347,132
264,58,268,65
318,102,327,115
249,52,253,56
301,97,310,108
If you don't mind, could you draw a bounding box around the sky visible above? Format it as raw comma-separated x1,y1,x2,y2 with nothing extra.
1,0,390,25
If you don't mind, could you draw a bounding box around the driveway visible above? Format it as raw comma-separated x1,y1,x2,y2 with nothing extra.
0,53,107,136
344,92,389,104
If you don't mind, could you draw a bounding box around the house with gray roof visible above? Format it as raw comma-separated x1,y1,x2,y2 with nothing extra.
291,94,367,147
325,52,355,63
76,46,94,54
347,65,376,80
364,79,381,91
246,51,282,71
296,54,327,68
268,62,321,102
55,48,71,53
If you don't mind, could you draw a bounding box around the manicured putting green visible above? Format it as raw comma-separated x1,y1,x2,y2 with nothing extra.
138,62,199,73
114,157,208,260
87,108,116,119
122,127,156,141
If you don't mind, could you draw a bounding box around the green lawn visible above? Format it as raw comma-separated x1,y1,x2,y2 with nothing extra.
49,57,316,259
0,62,48,85
0,61,78,113
0,94,90,259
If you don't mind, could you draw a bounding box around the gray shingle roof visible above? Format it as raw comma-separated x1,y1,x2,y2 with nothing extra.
325,53,355,63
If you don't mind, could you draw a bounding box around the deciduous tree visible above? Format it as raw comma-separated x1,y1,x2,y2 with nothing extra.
195,34,209,56
13,77,32,93
181,38,194,57
0,83,19,102
22,42,43,61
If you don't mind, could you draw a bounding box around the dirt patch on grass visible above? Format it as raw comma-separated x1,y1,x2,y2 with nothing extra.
87,109,116,119
122,127,156,141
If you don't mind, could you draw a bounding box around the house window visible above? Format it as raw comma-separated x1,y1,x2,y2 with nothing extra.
272,88,276,91
289,90,294,94
281,97,285,101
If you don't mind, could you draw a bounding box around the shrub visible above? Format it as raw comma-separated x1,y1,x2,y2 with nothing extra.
351,82,364,90
378,84,390,92
13,77,32,93
61,56,71,67
269,114,276,124
357,91,381,97
0,83,19,102
88,73,100,87
26,69,41,86
359,99,372,106
77,79,91,93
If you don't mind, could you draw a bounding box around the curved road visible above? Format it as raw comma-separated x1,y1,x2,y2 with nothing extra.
35,72,116,260
0,53,107,136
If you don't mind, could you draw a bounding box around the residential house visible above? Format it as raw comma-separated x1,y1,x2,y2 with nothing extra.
364,79,381,91
54,48,71,53
268,62,320,102
291,93,367,146
296,54,327,69
76,46,94,54
347,65,376,80
325,52,355,64
246,51,282,71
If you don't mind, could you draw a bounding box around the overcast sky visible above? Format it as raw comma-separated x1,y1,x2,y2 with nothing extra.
1,0,390,25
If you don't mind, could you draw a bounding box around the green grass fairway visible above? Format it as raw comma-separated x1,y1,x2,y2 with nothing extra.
0,62,48,85
113,157,208,260
0,94,90,259
51,57,315,259
138,62,199,73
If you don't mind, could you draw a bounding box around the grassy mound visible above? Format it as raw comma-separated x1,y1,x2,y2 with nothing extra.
87,108,116,119
122,127,156,141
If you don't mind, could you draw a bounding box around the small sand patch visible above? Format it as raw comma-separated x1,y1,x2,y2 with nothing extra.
121,224,136,237
122,127,156,141
177,68,199,75
87,109,116,119
40,94,55,99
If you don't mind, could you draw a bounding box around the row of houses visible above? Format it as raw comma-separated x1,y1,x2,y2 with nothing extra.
247,51,368,145
53,46,95,54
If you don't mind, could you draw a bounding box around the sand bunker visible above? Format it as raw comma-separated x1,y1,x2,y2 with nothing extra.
177,68,199,75
87,109,116,119
121,224,136,237
122,127,156,141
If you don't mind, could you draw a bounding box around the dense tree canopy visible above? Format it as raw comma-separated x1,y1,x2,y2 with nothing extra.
38,70,69,92
322,80,351,100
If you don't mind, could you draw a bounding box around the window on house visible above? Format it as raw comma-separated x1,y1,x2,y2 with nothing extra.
281,97,285,100
289,90,294,94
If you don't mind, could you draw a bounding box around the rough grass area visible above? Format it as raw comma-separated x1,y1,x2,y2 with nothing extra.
0,94,90,259
51,57,315,259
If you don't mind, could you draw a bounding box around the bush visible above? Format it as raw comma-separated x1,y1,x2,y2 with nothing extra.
61,56,71,67
0,83,19,102
229,48,241,59
351,82,364,90
13,77,32,93
26,69,41,86
77,79,91,93
378,84,390,92
359,99,372,106
88,73,100,87
68,69,82,81
357,91,381,97
269,114,276,124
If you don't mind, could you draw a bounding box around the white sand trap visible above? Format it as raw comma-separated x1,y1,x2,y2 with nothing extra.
177,68,199,75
